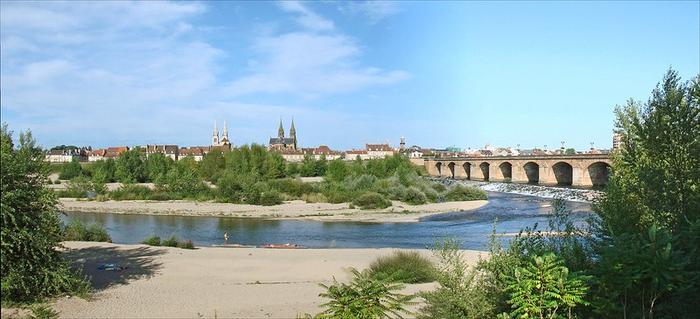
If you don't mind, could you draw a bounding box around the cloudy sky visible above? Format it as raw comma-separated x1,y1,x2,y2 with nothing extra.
1,1,698,150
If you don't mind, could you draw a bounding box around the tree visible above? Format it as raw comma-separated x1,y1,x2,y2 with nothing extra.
198,149,225,182
58,157,83,180
326,159,349,182
314,155,328,176
91,158,115,183
1,124,88,302
300,154,317,177
115,149,145,183
564,148,576,155
145,153,173,183
592,69,700,317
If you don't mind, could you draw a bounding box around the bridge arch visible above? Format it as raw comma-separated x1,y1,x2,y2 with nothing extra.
499,162,512,181
479,162,490,181
462,162,471,180
435,162,443,176
552,161,573,186
523,162,540,184
587,161,611,186
447,162,456,179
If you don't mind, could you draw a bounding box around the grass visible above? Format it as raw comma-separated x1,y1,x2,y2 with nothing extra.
368,251,437,284
444,185,487,201
141,235,161,246
63,220,111,242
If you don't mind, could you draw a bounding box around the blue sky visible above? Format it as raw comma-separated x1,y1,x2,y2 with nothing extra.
1,1,698,150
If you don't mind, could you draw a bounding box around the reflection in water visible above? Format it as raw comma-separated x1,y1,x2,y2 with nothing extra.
62,192,592,251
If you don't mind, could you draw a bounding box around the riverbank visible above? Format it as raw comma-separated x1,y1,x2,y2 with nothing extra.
51,241,486,318
59,198,488,223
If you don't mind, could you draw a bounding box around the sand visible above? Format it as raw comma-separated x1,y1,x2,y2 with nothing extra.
59,198,488,223
51,242,487,318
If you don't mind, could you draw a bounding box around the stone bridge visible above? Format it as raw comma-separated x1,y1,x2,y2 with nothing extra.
425,154,612,187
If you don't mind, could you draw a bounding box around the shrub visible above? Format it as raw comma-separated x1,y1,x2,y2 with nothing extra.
418,239,495,318
302,192,327,203
177,240,195,249
63,220,111,242
351,192,392,210
259,189,283,206
345,174,378,192
431,183,447,193
403,186,428,205
161,235,179,247
58,158,83,180
317,268,415,318
268,178,314,198
109,184,153,200
141,235,161,246
502,253,590,318
444,185,487,201
216,172,245,203
368,251,436,284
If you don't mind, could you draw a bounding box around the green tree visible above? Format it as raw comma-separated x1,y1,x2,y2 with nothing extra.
314,155,328,176
592,69,700,317
300,154,317,177
145,153,173,183
1,124,88,302
115,149,145,183
326,159,349,182
91,158,115,183
564,148,576,155
198,149,225,182
58,157,83,180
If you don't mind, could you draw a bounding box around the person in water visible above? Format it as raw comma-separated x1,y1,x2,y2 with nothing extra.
224,232,229,244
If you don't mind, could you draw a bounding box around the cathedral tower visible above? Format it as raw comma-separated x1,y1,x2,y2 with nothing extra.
212,121,219,146
289,118,297,149
278,119,285,139
220,121,230,145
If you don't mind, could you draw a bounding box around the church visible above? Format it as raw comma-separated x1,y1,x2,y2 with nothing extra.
212,121,232,148
268,119,297,151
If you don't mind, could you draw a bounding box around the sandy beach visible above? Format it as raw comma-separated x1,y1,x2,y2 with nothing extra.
51,241,487,318
59,198,488,222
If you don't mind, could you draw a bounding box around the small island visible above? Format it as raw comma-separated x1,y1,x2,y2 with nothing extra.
51,148,488,222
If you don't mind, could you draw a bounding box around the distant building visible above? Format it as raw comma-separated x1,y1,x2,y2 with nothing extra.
269,119,297,151
366,143,394,159
406,145,424,158
302,145,342,160
179,146,209,161
344,150,370,161
278,149,305,162
45,148,88,163
105,146,129,159
212,121,232,148
144,144,179,160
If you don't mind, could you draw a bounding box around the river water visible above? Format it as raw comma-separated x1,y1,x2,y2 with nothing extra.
61,192,592,251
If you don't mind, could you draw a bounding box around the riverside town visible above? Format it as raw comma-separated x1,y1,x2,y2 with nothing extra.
2,1,698,318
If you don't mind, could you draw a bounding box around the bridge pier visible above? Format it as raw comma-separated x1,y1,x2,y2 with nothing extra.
511,161,528,183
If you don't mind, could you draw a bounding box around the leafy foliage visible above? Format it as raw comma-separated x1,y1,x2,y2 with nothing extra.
352,192,392,210
444,185,487,201
114,149,145,183
141,235,161,246
58,158,83,180
316,268,415,319
1,124,89,302
501,253,590,319
63,220,111,242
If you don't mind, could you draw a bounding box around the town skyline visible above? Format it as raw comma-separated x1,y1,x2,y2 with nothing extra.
2,1,699,150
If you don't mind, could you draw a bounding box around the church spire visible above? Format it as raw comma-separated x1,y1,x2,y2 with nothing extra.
212,121,219,146
278,118,285,139
221,121,229,144
289,118,297,149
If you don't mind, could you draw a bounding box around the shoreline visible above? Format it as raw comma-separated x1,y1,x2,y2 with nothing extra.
51,241,487,318
59,198,488,223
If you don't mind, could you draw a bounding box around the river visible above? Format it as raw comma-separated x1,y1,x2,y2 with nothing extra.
61,191,593,250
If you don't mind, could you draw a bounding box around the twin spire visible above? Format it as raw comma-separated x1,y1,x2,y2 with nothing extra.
278,118,296,140
212,121,230,147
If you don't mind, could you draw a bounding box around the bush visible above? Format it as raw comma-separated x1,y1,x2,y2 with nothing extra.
418,239,495,318
109,184,153,200
58,158,83,180
259,189,283,206
177,240,195,249
161,235,179,247
351,192,392,210
141,235,161,246
316,268,414,318
369,251,436,284
444,185,487,201
302,192,327,203
431,183,447,193
403,186,428,205
267,178,314,198
63,220,111,242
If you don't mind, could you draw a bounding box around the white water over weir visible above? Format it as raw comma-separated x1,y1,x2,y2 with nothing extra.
429,177,603,203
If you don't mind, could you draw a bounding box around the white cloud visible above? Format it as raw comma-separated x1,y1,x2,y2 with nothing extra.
340,1,400,23
278,1,335,31
225,4,408,97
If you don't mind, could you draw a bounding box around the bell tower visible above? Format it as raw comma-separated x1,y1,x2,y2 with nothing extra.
289,118,297,150
278,119,285,139
212,121,220,146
